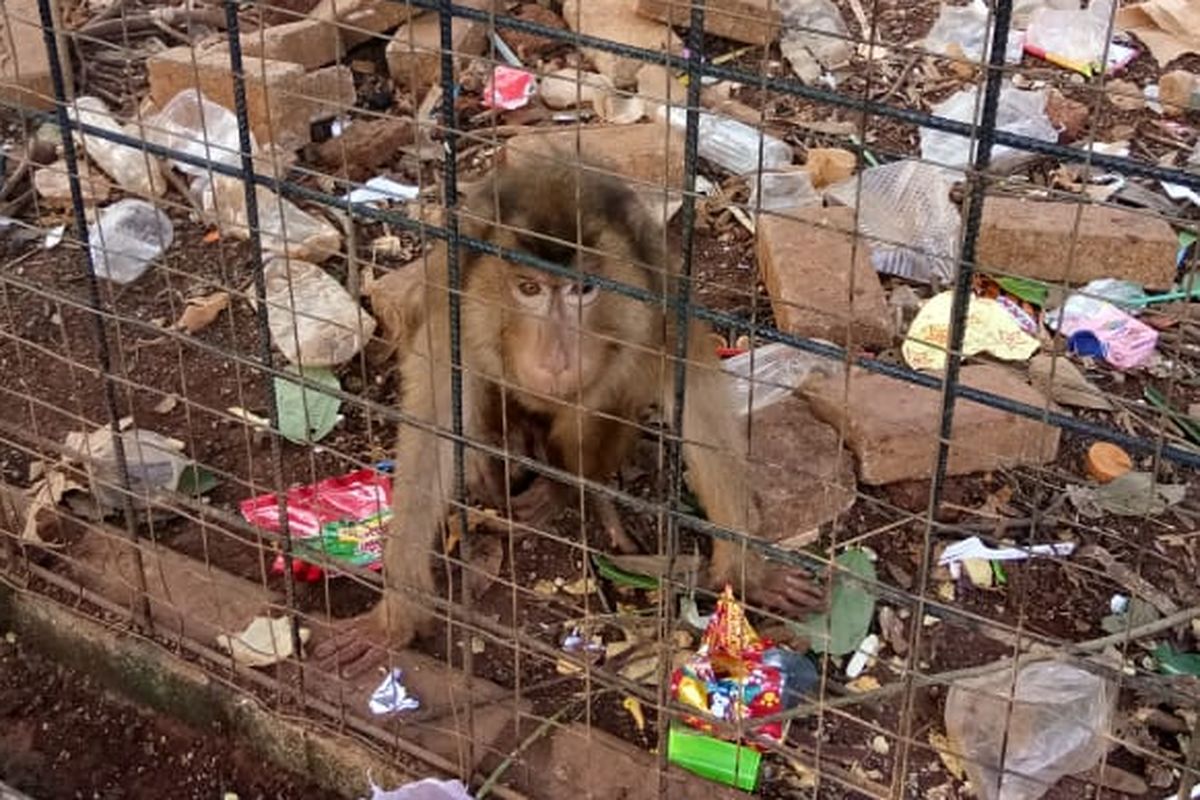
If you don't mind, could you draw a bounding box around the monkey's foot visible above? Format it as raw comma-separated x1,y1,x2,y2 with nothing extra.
593,494,642,554
506,476,569,530
310,613,402,680
742,564,825,618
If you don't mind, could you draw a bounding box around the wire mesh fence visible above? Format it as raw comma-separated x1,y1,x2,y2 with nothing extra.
0,0,1197,797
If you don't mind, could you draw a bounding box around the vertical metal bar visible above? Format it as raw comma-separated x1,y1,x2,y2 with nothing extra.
34,0,151,629
656,0,707,791
221,0,303,666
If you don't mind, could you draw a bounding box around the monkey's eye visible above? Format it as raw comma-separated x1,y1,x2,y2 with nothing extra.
566,281,598,303
516,279,542,297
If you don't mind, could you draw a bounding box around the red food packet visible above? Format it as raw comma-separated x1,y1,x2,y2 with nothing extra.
483,66,535,110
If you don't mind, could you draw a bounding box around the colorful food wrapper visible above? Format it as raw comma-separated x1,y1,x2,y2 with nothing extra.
669,586,785,745
482,66,536,110
240,467,391,576
903,289,1042,372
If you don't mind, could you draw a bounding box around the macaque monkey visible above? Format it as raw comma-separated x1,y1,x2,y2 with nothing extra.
314,161,822,675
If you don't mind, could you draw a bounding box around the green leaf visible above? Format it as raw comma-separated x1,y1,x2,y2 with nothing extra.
176,464,219,496
1154,644,1200,677
592,554,660,590
991,560,1007,586
995,276,1049,307
274,366,341,445
790,548,877,656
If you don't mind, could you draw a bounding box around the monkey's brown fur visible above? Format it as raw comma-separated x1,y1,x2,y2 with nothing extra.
315,161,821,674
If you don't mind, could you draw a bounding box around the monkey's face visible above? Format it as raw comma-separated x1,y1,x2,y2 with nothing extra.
502,269,605,401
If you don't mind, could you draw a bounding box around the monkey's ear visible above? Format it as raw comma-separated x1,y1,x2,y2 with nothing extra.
457,174,500,243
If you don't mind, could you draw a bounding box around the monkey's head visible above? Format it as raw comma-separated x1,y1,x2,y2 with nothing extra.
463,161,667,404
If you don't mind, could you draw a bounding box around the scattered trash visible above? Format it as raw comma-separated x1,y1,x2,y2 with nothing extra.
945,661,1115,800
1153,644,1200,677
264,256,377,366
1028,355,1113,411
929,730,967,780
747,169,821,212
147,90,247,176
1067,471,1188,518
200,175,342,262
482,65,536,110
1024,0,1114,71
844,633,879,679
369,668,420,715
1108,594,1129,615
659,105,793,176
1115,0,1200,65
939,536,1075,580
622,696,646,731
903,290,1041,372
44,224,65,250
667,724,762,791
923,0,1026,64
539,67,644,123
1045,293,1158,370
274,365,342,444
65,427,190,512
1100,596,1159,634
1085,442,1133,483
760,647,819,707
173,291,230,334
89,198,175,284
216,615,309,667
792,548,876,656
69,95,166,196
722,343,835,416
362,777,473,800
345,176,420,206
778,0,852,84
670,585,789,744
825,160,961,284
921,85,1057,171
240,467,391,573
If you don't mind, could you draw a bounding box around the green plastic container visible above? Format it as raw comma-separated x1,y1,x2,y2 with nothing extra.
667,725,762,791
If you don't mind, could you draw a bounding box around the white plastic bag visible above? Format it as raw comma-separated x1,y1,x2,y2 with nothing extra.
945,661,1115,800
921,85,1058,171
722,343,838,415
1026,0,1115,67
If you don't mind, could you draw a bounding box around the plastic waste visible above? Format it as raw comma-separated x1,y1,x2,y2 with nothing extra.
944,661,1115,800
1075,278,1148,312
747,169,821,212
482,65,536,110
69,427,189,511
1025,0,1115,69
921,85,1058,171
761,647,819,708
667,725,761,791
778,0,852,84
69,96,166,197
264,257,376,367
722,342,837,416
923,0,1026,63
146,90,247,176
363,778,473,800
1044,293,1157,370
903,290,1041,372
369,668,420,715
88,198,174,284
825,160,961,284
200,174,342,262
660,105,793,176
1011,0,1079,29
215,616,310,667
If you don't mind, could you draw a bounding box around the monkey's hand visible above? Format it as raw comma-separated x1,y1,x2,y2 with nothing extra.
505,476,571,530
733,554,826,619
309,610,411,680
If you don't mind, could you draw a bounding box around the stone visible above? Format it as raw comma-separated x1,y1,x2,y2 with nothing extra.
1105,78,1145,111
310,0,416,49
635,0,782,45
803,364,1062,485
0,0,70,110
1044,88,1088,143
756,205,893,350
562,0,683,88
147,46,355,151
239,18,344,70
748,395,856,538
34,159,112,206
499,3,569,62
975,196,1178,289
1159,70,1198,115
804,147,856,188
310,116,413,180
385,0,492,97
504,122,686,190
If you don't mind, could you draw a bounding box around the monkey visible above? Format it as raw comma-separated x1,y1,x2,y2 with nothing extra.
313,161,823,676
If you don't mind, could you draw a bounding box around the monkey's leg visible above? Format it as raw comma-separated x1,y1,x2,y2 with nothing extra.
592,493,642,554
671,322,824,617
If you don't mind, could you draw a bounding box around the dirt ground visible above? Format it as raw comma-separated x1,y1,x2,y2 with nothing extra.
0,0,1198,797
0,631,345,799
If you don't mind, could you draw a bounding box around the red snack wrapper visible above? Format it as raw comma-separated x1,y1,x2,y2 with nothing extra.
670,585,785,745
483,66,535,110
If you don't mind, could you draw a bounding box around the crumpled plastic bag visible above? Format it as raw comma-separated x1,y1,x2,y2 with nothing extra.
903,290,1041,371
363,778,473,800
945,661,1115,800
921,85,1058,171
923,0,1027,63
1025,0,1115,67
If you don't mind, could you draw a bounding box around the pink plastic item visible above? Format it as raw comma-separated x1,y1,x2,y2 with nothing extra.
483,66,536,110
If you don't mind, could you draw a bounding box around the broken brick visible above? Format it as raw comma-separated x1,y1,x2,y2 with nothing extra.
756,205,893,351
1044,88,1088,143
504,122,686,190
562,0,683,88
310,0,416,49
1159,70,1198,115
635,0,782,46
146,46,355,151
239,18,344,71
975,195,1178,289
385,1,492,97
0,0,71,110
804,364,1062,486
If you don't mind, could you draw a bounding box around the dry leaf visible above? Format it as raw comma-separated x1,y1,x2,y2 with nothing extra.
622,696,646,731
561,576,597,596
174,291,230,334
962,558,993,588
846,675,881,692
928,731,966,780
1029,354,1113,411
153,394,179,414
22,468,79,543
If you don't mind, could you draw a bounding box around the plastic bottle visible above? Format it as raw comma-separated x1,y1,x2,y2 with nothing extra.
667,725,761,791
69,95,166,197
747,169,821,212
264,256,377,366
200,174,342,263
660,105,793,176
147,90,247,176
88,198,174,284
